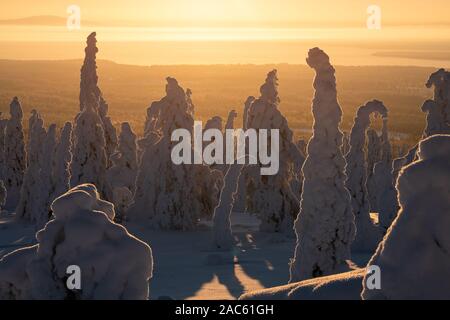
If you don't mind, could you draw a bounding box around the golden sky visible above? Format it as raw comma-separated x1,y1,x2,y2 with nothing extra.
1,0,450,27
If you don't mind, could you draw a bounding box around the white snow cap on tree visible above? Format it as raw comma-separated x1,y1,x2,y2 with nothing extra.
362,134,450,300
345,100,387,253
290,48,355,282
213,164,244,250
0,183,153,300
129,77,219,229
16,111,46,225
52,122,73,201
422,69,450,136
4,97,26,210
70,94,108,195
246,70,303,233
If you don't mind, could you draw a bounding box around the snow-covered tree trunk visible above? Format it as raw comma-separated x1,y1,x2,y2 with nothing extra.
345,100,387,253
366,129,382,212
70,94,108,195
0,183,153,300
233,96,255,213
362,134,450,299
0,113,8,182
246,70,302,233
0,180,6,211
290,48,355,282
213,164,244,250
4,97,26,210
373,118,398,231
106,122,138,220
16,111,46,224
38,124,57,227
99,102,118,168
51,122,72,200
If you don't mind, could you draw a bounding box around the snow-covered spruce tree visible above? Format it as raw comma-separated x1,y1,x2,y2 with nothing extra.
213,164,244,250
38,124,57,226
204,116,224,174
233,96,256,213
290,48,355,282
79,32,117,167
362,134,450,300
366,129,382,212
0,113,8,181
423,69,450,136
0,183,153,300
16,112,46,224
106,122,138,220
372,118,398,231
70,94,108,195
51,122,72,201
246,70,303,233
128,77,219,230
392,69,450,179
4,97,26,210
345,100,387,253
99,102,118,168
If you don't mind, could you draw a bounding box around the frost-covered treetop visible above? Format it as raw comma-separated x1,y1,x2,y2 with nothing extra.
64,183,115,221
10,97,23,120
80,32,102,111
259,69,279,104
147,77,195,136
356,100,388,126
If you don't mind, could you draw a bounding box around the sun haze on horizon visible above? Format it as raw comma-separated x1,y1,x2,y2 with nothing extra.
0,0,450,66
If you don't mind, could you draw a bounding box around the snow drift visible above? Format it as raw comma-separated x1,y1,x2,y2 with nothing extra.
0,183,153,300
362,134,450,300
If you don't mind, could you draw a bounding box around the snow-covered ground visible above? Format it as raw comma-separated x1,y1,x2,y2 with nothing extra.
0,211,373,300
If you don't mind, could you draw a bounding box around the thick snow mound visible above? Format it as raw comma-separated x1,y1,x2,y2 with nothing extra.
0,184,153,300
362,134,450,299
240,269,364,300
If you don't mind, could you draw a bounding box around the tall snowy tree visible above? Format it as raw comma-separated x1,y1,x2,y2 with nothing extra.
16,111,46,224
345,100,387,253
70,94,108,195
373,118,398,230
246,70,303,233
4,97,26,210
39,124,57,226
213,164,244,250
0,113,8,182
79,32,117,166
51,122,72,201
362,134,450,299
366,129,382,212
128,77,219,230
233,96,256,213
290,48,355,282
106,122,138,220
